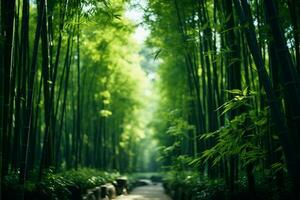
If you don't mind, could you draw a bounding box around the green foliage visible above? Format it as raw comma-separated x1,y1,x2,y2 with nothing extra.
3,168,120,199
38,173,72,200
3,171,19,187
194,180,228,200
2,0,297,198
99,109,112,117
198,90,269,168
58,0,153,172
170,155,194,171
217,88,255,116
163,170,227,200
59,168,119,193
163,170,200,192
270,162,286,174
166,110,195,138
162,170,292,200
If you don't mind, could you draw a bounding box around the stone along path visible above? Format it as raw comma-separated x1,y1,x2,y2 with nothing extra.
116,183,171,200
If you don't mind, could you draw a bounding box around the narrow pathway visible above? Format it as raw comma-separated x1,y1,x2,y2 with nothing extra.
116,183,171,200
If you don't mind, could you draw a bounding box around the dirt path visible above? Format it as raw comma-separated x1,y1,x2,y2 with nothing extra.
116,183,171,200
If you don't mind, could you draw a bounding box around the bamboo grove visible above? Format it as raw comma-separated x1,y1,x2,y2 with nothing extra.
0,0,156,197
1,0,300,199
146,0,300,199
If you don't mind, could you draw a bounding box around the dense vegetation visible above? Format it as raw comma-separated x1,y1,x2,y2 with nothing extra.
0,0,157,198
146,0,300,199
1,0,300,199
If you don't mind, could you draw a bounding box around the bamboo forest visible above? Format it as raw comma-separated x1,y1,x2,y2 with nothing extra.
1,0,300,199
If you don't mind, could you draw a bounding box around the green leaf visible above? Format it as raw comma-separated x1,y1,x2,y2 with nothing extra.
271,162,285,173
243,87,249,96
154,49,162,60
224,89,242,95
99,109,112,117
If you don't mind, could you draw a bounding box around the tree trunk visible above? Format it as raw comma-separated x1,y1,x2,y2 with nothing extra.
39,0,54,178
234,0,300,198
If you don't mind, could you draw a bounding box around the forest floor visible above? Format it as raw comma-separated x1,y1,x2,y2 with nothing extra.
116,183,171,200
